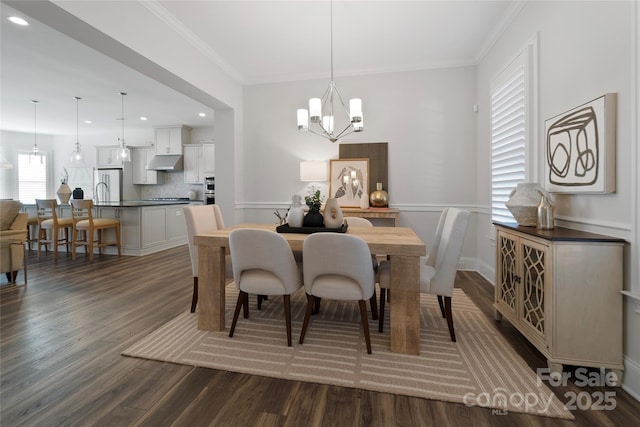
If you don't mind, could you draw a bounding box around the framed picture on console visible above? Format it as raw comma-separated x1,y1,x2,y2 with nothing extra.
329,158,369,208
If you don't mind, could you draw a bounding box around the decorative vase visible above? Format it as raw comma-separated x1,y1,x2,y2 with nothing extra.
303,210,324,227
537,194,555,229
360,193,369,209
286,194,304,228
505,182,551,226
57,183,72,204
72,187,84,199
369,183,389,207
323,197,343,228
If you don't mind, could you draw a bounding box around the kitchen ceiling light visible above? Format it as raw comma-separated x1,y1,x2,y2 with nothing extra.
296,0,363,143
30,100,43,164
70,96,84,164
116,92,131,162
8,16,29,26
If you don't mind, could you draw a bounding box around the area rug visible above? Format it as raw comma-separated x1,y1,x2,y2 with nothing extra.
122,285,573,419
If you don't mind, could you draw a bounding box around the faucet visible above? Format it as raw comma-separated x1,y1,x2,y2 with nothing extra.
95,181,109,204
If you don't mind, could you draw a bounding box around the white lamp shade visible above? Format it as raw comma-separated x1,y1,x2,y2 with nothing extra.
297,109,309,129
322,115,334,133
309,98,322,121
300,161,328,182
349,98,362,120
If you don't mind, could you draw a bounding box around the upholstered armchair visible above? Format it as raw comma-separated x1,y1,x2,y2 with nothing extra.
1,200,28,283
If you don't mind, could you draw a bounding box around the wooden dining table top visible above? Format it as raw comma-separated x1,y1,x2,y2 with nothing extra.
194,223,426,257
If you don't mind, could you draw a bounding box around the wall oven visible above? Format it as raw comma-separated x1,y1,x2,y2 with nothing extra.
204,176,215,205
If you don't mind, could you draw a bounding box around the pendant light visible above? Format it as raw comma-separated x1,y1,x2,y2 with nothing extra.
296,0,363,143
117,92,131,162
70,96,84,164
30,100,43,164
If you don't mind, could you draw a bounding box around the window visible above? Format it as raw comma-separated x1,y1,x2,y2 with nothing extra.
17,152,48,203
490,41,536,223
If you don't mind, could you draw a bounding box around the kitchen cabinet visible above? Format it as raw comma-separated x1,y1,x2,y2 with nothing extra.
96,203,188,256
494,223,624,379
96,145,123,168
184,143,215,183
132,147,163,185
154,125,191,155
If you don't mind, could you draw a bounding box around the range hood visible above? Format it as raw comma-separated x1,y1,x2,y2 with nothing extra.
146,155,183,171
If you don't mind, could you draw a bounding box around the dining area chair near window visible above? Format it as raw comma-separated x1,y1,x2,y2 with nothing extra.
183,204,233,313
299,233,376,354
377,208,470,341
35,199,73,259
69,199,121,261
228,228,303,346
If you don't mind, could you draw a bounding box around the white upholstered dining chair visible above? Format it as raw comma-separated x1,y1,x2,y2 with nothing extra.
378,208,469,341
183,204,233,313
228,228,303,346
299,233,376,354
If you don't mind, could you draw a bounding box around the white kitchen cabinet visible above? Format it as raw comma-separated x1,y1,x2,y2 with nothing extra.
96,145,123,168
141,205,187,249
494,223,625,379
132,147,163,185
154,125,191,155
184,143,215,183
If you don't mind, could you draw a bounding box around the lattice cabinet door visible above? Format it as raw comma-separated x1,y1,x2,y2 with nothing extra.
517,237,549,348
495,230,518,320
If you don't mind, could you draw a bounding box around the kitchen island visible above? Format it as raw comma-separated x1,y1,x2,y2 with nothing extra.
24,199,202,257
95,200,201,256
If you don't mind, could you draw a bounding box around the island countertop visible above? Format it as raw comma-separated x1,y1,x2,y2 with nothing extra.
93,200,200,207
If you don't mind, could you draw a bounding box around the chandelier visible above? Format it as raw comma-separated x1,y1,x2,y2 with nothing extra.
116,91,131,162
70,96,84,164
296,0,363,143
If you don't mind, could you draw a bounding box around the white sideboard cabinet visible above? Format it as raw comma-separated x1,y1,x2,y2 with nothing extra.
494,223,625,381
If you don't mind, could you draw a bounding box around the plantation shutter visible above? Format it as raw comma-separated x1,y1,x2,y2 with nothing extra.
18,153,48,204
491,51,526,223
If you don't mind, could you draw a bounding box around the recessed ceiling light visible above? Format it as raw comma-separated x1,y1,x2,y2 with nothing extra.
84,120,92,124
199,112,206,117
8,16,29,26
140,116,147,121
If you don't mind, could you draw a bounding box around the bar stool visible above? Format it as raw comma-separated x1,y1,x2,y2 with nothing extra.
26,215,38,251
35,199,73,259
70,199,121,261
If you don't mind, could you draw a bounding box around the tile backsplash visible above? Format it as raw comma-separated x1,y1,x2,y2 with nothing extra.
141,172,202,200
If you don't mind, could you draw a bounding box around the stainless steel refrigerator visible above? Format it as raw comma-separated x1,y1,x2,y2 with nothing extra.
93,168,123,203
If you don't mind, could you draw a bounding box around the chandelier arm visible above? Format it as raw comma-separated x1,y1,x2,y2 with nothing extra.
333,124,355,141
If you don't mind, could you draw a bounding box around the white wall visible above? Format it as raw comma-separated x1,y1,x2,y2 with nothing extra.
242,67,480,250
476,0,638,398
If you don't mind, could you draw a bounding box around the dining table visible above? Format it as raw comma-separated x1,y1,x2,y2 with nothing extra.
194,223,426,355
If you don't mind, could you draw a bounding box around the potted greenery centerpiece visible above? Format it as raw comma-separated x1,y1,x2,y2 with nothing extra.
303,189,324,227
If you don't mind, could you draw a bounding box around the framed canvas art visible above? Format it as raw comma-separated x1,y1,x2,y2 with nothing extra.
544,93,617,193
329,158,369,208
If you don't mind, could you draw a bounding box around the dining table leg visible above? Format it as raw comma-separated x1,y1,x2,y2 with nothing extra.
198,245,226,331
389,254,421,355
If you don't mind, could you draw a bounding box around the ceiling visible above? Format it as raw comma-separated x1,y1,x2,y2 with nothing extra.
0,0,518,137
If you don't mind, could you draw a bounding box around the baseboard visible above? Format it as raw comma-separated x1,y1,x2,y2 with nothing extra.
622,356,640,402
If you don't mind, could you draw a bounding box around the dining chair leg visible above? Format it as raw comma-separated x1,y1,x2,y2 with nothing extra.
378,288,387,333
444,296,456,342
190,277,198,313
358,300,372,354
299,294,315,345
369,292,378,320
229,290,248,338
437,295,446,318
242,291,249,318
283,294,292,347
312,296,321,314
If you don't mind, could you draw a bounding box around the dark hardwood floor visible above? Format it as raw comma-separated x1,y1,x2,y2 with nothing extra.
1,246,639,426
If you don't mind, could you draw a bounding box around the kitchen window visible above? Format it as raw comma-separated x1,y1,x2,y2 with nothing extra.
490,39,537,223
17,152,49,204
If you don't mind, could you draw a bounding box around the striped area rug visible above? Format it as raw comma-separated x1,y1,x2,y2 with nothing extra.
122,285,573,419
